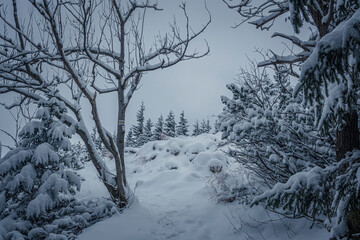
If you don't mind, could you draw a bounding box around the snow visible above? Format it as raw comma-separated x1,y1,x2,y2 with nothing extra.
32,143,59,165
78,133,328,239
26,193,54,218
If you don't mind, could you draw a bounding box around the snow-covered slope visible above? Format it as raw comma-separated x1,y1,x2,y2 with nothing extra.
78,134,329,240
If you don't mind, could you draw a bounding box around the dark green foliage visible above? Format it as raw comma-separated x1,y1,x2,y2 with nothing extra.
200,119,211,134
192,120,201,136
177,111,189,136
164,111,176,138
133,102,146,147
153,115,164,141
144,118,153,143
125,128,135,147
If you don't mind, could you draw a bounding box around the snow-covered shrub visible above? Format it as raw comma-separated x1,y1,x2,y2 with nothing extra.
206,167,256,205
0,100,81,238
218,66,335,187
252,150,360,239
70,141,90,170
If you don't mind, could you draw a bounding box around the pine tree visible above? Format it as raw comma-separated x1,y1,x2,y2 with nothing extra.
200,118,211,134
144,119,153,143
125,128,135,147
192,120,201,136
70,141,89,169
133,102,146,147
176,111,189,136
0,101,80,232
153,115,164,140
213,119,220,133
91,126,104,156
164,111,176,138
225,2,360,236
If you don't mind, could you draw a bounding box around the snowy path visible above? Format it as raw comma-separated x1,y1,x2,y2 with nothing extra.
78,135,329,240
79,157,238,239
131,169,238,240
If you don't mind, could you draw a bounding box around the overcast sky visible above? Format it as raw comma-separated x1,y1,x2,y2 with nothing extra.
0,0,297,152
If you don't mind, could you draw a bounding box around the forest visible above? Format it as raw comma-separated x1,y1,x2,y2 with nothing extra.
0,0,359,239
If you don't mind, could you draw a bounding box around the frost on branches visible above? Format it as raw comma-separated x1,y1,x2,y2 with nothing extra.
0,101,117,239
218,66,334,187
223,1,360,237
0,101,79,237
252,150,360,239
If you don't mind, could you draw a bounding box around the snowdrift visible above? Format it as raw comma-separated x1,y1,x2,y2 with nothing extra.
78,133,329,240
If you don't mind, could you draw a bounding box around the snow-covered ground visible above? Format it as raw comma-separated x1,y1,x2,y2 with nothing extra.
77,134,329,240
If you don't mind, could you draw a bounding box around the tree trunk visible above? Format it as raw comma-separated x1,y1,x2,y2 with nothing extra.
336,111,360,238
114,86,128,208
76,128,120,202
336,111,360,161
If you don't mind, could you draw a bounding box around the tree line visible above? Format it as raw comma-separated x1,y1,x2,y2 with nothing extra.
125,102,212,148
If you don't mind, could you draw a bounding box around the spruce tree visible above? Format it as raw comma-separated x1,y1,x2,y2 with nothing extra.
192,120,201,136
144,119,153,143
125,128,135,147
0,101,80,234
91,126,104,156
225,2,360,236
164,111,176,137
176,111,189,136
133,102,146,147
153,115,164,140
200,119,211,134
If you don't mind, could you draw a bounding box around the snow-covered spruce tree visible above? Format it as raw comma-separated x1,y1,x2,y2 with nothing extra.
144,119,153,144
176,111,189,136
224,0,359,161
91,127,105,157
192,120,202,136
0,100,81,238
225,1,360,237
251,150,360,238
125,128,135,148
200,119,212,134
164,111,176,138
69,141,89,169
0,0,210,208
133,102,146,147
153,115,165,141
219,64,334,187
213,119,220,134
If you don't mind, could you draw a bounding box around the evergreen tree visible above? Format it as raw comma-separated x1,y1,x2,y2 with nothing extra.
192,120,201,136
176,111,189,136
213,119,220,134
144,119,153,143
0,100,81,234
200,118,212,134
219,66,333,185
91,126,104,156
133,102,146,147
164,111,176,137
225,2,360,237
125,128,135,147
153,115,164,140
71,141,89,169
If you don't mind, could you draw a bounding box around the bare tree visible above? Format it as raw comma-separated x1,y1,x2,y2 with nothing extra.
0,0,210,208
0,98,34,151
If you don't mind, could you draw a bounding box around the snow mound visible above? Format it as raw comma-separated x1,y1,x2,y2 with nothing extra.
78,133,328,240
129,133,228,178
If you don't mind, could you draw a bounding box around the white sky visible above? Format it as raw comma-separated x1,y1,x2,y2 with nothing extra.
0,0,298,151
